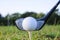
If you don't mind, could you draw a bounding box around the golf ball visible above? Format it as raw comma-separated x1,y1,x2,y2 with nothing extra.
22,17,37,31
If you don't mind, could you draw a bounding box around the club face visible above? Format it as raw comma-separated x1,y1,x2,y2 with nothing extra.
15,18,25,30
36,20,45,30
15,18,45,31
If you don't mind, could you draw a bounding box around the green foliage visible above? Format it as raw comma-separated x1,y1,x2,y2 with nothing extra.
20,12,37,18
0,9,60,25
47,9,60,25
37,13,45,19
0,14,2,18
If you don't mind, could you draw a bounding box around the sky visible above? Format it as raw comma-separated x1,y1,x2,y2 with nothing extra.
0,0,60,17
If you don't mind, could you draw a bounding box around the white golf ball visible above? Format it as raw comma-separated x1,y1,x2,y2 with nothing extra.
22,17,37,31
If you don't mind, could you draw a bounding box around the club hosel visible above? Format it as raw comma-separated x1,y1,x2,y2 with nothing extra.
38,0,60,21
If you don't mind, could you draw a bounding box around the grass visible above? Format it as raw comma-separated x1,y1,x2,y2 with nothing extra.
0,25,60,40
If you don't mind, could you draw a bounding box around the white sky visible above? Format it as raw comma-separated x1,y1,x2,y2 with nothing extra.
0,0,60,17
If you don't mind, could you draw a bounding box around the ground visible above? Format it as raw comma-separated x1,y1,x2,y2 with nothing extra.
0,25,60,40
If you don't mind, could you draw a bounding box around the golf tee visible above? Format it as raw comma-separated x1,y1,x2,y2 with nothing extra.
28,31,32,40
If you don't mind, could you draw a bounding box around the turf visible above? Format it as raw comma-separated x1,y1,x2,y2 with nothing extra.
0,25,60,40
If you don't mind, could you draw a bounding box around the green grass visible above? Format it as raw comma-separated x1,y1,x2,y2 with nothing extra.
0,25,60,40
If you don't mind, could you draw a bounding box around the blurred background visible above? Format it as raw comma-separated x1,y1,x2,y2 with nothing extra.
0,0,60,40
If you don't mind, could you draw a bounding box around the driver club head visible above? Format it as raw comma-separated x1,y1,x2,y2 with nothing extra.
15,17,45,31
15,0,60,31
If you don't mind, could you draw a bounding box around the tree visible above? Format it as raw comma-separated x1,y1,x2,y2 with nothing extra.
0,14,3,18
20,12,37,18
36,12,45,19
3,13,21,25
47,9,60,25
0,14,4,25
10,13,21,25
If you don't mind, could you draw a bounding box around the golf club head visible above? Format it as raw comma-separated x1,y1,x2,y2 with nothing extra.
15,0,60,31
15,17,45,31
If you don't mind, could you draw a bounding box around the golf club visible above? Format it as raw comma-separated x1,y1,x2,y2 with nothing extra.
15,0,60,31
